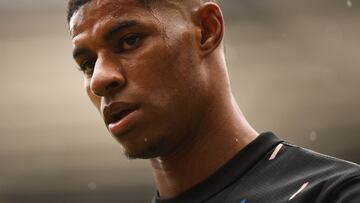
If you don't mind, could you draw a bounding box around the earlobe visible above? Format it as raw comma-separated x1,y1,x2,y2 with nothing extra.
198,3,224,56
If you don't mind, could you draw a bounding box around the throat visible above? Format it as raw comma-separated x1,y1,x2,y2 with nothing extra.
150,130,257,199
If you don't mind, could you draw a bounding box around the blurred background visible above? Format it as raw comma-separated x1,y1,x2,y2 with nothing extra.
0,0,359,202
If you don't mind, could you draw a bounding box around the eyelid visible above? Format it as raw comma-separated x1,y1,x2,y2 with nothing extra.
78,59,96,74
118,33,144,52
121,33,142,40
74,52,96,69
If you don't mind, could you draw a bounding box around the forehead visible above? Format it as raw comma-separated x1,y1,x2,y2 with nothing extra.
70,0,147,38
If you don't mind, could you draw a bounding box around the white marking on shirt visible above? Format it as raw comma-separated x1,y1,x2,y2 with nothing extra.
289,182,309,200
269,143,284,160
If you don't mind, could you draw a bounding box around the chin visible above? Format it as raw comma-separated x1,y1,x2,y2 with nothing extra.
113,125,180,159
120,138,163,160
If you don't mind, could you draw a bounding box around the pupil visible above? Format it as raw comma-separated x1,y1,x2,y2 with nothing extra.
127,36,137,45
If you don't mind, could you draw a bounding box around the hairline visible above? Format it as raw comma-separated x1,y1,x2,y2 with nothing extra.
68,0,152,23
67,0,217,23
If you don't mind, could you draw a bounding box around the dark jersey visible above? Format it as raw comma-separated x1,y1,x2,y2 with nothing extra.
152,132,360,203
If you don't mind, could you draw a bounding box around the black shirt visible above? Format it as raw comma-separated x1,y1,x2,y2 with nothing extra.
152,132,360,203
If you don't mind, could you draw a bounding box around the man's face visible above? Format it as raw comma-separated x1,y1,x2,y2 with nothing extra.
70,0,211,158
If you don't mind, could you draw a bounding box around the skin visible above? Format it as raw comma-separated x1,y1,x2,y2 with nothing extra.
70,0,258,198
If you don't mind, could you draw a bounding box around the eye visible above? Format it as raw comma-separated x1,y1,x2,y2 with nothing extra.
120,34,142,51
79,60,96,76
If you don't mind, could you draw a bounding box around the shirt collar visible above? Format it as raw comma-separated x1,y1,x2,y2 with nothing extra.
153,132,283,203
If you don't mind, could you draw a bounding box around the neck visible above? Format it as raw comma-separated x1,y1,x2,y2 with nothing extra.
150,93,258,198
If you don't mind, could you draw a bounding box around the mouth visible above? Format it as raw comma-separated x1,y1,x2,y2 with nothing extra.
107,109,137,125
103,102,141,136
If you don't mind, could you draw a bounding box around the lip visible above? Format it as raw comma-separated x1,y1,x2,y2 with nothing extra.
102,102,141,136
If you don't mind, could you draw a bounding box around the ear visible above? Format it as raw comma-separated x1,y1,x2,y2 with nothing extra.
196,3,224,56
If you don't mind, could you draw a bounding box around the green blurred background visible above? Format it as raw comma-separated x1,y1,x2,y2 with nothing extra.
0,0,359,202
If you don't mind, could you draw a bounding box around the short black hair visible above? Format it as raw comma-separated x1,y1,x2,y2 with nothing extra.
67,0,154,23
66,0,217,23
67,0,91,23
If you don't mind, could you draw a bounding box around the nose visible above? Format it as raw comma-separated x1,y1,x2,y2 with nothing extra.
90,53,126,97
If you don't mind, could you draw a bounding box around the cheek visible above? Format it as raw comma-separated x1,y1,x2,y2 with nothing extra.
125,32,203,107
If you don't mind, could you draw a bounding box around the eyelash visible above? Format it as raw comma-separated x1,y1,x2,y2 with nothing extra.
79,60,96,75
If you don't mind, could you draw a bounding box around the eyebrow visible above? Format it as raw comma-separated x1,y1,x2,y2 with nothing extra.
104,20,138,41
72,20,138,59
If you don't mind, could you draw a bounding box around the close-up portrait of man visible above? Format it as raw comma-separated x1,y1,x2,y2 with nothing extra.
0,0,359,203
66,0,360,202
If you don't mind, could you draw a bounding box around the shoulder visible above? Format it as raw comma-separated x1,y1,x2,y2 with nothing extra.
281,142,359,175
329,175,360,203
279,143,360,202
281,142,359,178
223,141,360,202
